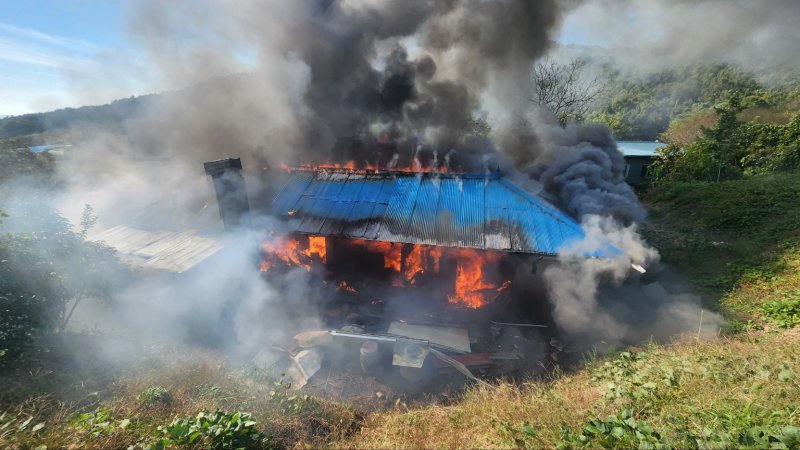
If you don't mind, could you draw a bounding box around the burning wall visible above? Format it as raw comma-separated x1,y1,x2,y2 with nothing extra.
17,0,725,372
260,234,512,309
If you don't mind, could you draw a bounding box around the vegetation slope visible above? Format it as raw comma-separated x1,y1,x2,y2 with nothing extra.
2,63,800,449
343,172,800,449
1,167,798,449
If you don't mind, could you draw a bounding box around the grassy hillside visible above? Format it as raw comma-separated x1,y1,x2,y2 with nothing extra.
644,171,800,327
2,173,799,449
345,333,799,448
343,172,800,448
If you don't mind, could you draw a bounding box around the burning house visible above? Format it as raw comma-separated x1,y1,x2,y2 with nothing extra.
266,166,599,308
204,157,617,390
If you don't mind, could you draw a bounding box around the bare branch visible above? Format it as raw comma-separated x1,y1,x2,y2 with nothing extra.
530,57,602,126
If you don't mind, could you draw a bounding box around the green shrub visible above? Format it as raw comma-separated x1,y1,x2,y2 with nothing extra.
138,386,172,406
762,295,800,328
683,407,800,449
191,383,224,399
558,408,670,449
69,407,130,438
150,410,267,450
0,203,128,365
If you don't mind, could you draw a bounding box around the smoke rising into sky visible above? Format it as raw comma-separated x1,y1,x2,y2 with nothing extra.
0,0,730,366
559,0,800,71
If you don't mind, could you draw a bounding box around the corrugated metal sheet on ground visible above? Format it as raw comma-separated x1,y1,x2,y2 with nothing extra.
271,170,595,256
89,225,222,273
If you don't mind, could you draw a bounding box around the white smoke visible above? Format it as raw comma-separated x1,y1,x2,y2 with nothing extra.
559,0,800,72
542,214,724,348
2,0,733,371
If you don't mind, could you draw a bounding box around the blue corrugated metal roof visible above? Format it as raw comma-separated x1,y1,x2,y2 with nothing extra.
617,141,663,157
271,169,597,256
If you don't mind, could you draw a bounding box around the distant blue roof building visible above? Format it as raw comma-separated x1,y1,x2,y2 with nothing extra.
29,144,71,153
271,169,598,256
617,141,664,157
617,141,664,185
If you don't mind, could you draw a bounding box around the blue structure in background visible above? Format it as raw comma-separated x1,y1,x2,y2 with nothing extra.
617,141,663,157
272,169,602,256
29,144,71,153
617,141,664,185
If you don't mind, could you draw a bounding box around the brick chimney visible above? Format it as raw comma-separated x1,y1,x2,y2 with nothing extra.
203,157,251,231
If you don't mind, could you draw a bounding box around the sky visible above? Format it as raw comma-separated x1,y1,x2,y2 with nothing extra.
0,1,628,117
3,1,798,117
0,0,138,116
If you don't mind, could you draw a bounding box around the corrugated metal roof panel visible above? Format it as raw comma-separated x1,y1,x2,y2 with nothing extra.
89,225,222,273
485,180,512,251
358,178,394,239
435,177,462,247
271,170,598,255
378,175,421,243
409,176,441,245
457,179,484,248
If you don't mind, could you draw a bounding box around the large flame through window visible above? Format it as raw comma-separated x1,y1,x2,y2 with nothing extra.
260,235,511,308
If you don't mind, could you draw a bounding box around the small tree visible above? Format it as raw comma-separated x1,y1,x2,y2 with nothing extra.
0,202,127,364
530,58,602,126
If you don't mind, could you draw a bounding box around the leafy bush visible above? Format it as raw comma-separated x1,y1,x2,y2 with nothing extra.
762,295,800,328
269,380,312,413
683,407,800,449
0,145,54,185
70,407,130,437
150,410,267,450
138,386,172,406
1,411,46,440
652,92,800,183
496,420,537,449
0,202,128,364
558,408,669,449
191,383,224,399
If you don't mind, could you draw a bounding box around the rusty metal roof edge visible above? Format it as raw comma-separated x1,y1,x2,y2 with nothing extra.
285,230,559,257
286,166,502,180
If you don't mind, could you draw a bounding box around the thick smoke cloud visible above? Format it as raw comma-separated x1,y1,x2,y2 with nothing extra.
559,0,800,72
525,118,646,224
499,110,722,348
119,0,562,172
46,0,571,234
38,0,579,366
542,215,723,347
5,0,729,370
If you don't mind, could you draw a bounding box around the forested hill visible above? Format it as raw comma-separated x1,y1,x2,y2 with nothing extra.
0,94,157,139
1,63,798,144
0,73,260,140
587,63,800,140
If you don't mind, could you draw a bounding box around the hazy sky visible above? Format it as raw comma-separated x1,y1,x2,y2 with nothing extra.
2,1,797,117
0,0,565,116
0,0,133,115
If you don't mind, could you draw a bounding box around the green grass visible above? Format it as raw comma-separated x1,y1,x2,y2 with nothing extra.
342,173,800,448
643,171,800,324
3,172,800,449
343,333,800,448
0,348,359,449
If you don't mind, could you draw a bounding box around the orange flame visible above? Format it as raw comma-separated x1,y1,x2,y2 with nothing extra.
308,235,327,263
260,235,510,309
337,280,358,293
357,240,402,272
447,249,507,308
403,245,442,285
282,159,452,174
260,235,326,272
404,245,425,284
